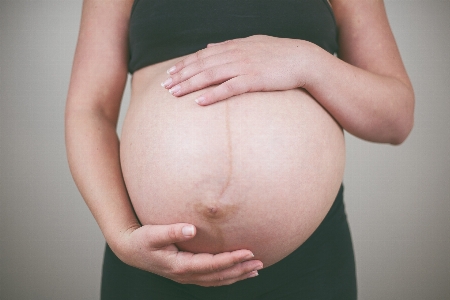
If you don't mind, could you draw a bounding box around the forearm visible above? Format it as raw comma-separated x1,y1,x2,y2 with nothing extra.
303,44,414,145
65,108,140,250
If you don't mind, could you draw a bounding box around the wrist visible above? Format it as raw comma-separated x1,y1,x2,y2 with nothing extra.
103,219,141,250
106,222,142,262
298,41,331,91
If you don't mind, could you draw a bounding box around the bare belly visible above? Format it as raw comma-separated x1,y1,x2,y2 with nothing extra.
120,56,345,267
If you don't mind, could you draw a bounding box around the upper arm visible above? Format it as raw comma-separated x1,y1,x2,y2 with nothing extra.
330,0,413,90
66,0,134,124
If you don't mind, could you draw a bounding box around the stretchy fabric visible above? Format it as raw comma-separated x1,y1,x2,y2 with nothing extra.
101,185,356,299
128,0,338,73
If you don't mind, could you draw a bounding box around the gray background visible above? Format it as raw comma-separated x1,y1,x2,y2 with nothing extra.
0,0,449,299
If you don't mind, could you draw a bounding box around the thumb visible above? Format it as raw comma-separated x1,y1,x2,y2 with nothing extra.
148,223,196,249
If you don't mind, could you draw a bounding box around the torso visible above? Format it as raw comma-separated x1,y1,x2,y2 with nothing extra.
120,57,345,267
121,0,343,267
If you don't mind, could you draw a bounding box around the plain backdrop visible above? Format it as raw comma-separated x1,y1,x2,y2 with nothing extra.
1,1,449,299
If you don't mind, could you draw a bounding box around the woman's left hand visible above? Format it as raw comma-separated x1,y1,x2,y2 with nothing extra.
161,35,318,105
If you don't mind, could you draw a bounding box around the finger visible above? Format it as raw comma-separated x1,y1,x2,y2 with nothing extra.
193,259,263,287
163,52,236,90
168,43,234,75
173,249,256,275
168,63,241,97
204,269,261,287
195,75,258,106
147,223,196,249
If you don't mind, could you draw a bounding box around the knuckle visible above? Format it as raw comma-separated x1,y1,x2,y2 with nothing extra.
243,78,254,93
197,58,207,70
195,50,203,60
208,261,222,273
222,81,236,94
178,69,187,81
177,60,185,69
231,255,241,265
171,74,180,84
166,226,178,241
182,78,193,90
203,68,217,81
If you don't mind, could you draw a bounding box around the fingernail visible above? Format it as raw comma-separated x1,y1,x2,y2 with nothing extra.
254,263,263,271
167,66,176,74
243,252,255,261
248,270,259,278
161,77,172,88
182,225,195,237
169,85,181,95
195,96,205,104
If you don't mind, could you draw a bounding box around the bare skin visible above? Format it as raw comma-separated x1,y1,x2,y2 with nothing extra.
121,57,345,267
164,1,414,144
65,0,414,287
66,0,263,287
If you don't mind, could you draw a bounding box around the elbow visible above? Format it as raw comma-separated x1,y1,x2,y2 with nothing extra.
389,115,414,145
388,91,415,146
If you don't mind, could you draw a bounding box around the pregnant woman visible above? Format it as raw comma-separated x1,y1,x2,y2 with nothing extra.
65,0,414,299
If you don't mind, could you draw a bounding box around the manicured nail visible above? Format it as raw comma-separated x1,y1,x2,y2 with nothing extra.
182,225,195,237
161,77,172,88
248,270,259,278
243,252,255,260
169,85,180,95
167,66,176,74
195,96,205,104
254,263,263,271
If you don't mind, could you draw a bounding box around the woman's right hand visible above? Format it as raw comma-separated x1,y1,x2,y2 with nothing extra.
113,223,263,287
67,1,262,288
